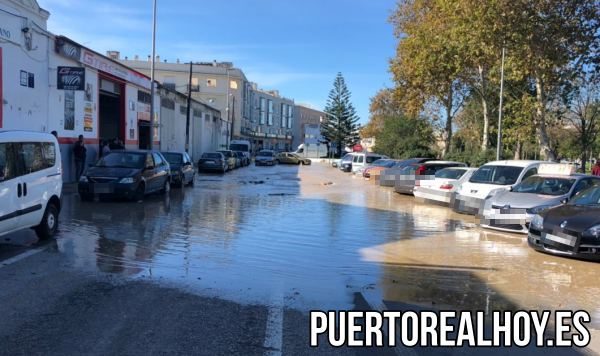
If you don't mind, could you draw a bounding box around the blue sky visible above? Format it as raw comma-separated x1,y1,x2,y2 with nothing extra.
38,0,398,124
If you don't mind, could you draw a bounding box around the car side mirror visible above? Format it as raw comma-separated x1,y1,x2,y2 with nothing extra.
145,165,154,171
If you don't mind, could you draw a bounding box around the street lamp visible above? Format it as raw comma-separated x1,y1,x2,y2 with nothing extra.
149,0,157,150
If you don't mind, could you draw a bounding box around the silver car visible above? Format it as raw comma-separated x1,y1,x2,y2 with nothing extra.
481,174,600,234
255,150,277,166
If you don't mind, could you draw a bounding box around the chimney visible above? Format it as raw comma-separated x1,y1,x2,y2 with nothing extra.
176,58,180,64
212,60,217,67
134,54,139,60
106,51,120,60
156,55,160,62
147,55,151,62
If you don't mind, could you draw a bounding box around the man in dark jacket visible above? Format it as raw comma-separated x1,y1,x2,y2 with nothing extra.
73,135,87,180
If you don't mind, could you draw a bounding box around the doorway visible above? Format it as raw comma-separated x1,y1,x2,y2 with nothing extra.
99,77,124,150
138,123,151,150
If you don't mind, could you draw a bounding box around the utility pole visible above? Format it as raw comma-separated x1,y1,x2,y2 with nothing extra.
496,46,506,161
230,96,235,143
185,61,193,153
149,0,157,150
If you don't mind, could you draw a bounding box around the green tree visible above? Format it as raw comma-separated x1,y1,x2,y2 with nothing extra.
321,73,360,156
373,115,435,159
361,89,402,138
390,0,466,157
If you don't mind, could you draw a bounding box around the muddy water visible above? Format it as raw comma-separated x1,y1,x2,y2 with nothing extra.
54,163,600,324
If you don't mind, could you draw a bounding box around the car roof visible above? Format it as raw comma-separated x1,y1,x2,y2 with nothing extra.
482,160,545,167
0,130,58,142
161,151,185,154
421,160,466,165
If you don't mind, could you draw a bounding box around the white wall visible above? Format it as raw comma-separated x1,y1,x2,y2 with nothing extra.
0,3,49,132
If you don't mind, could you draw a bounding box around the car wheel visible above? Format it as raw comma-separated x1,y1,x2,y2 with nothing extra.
133,183,145,201
35,203,59,240
297,161,301,165
160,179,171,194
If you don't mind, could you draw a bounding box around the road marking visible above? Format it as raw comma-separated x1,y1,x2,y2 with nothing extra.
0,246,48,269
263,291,284,356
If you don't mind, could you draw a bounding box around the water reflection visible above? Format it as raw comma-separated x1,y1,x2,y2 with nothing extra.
49,164,600,324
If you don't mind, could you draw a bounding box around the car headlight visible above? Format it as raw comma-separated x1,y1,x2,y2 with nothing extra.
582,225,600,239
119,177,135,184
79,176,88,183
530,214,544,230
526,205,553,215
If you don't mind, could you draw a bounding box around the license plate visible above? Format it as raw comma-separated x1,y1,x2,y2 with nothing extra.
543,232,576,247
205,160,215,164
93,183,113,194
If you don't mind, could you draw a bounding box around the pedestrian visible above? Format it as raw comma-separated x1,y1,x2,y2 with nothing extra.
51,130,58,138
101,140,111,157
592,160,600,176
73,134,87,180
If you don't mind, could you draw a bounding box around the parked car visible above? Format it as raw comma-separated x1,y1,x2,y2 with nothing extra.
351,152,389,174
276,152,311,165
217,150,237,170
362,159,398,179
234,151,250,167
161,151,195,187
452,160,546,215
379,158,435,187
78,150,171,201
481,164,600,234
0,131,62,239
394,161,467,195
528,185,600,261
255,150,277,166
413,167,477,205
338,153,356,172
198,152,227,173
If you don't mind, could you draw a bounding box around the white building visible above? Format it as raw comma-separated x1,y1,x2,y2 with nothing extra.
246,85,294,152
1,0,222,182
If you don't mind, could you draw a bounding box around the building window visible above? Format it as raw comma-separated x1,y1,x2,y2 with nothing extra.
280,104,287,128
259,98,266,125
137,90,151,104
287,105,293,129
230,80,238,90
267,100,274,126
207,78,217,87
191,77,200,92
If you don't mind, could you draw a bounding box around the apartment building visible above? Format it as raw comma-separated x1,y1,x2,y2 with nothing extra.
245,85,294,152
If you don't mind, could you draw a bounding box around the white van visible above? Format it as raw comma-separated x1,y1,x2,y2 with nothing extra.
0,131,62,239
452,160,545,215
351,152,389,174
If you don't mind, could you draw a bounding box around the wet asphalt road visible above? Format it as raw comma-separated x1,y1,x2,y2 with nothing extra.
1,162,600,355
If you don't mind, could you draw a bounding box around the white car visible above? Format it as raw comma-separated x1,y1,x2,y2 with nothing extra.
413,167,477,205
0,131,63,239
452,160,547,215
351,152,389,174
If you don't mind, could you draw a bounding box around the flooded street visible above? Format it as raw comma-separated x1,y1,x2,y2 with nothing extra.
2,162,600,354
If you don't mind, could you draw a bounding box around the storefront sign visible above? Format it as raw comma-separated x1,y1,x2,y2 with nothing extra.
83,102,93,132
81,49,151,89
54,37,81,61
57,67,85,90
64,90,75,130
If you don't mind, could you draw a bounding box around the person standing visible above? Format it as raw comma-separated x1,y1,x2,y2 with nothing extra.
101,140,111,157
73,135,87,180
592,160,600,176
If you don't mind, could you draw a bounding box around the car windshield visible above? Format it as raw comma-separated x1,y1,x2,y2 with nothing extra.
202,153,221,159
469,165,524,185
569,186,600,205
435,168,466,180
162,153,183,165
217,151,232,157
229,144,249,152
258,151,273,157
341,154,353,161
512,176,576,196
371,159,395,168
96,152,145,169
401,165,416,174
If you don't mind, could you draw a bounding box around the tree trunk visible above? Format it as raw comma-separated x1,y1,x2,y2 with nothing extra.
443,86,453,158
479,65,489,151
534,74,557,161
514,141,522,160
581,151,588,174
